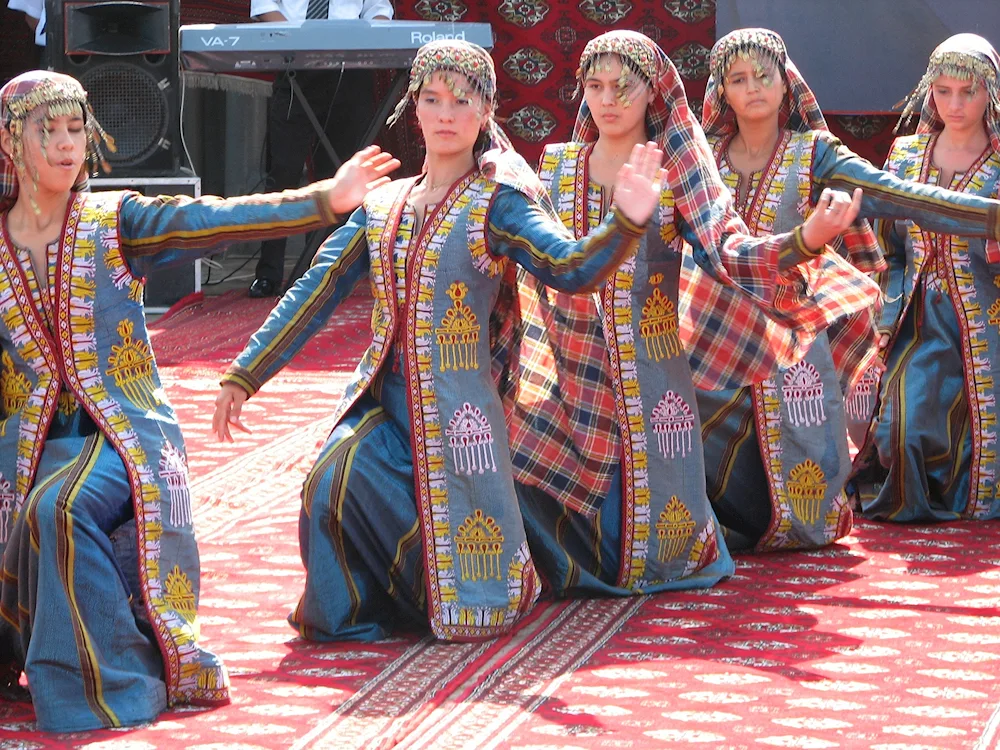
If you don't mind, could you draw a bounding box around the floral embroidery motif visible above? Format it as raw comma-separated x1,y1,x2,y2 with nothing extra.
781,361,826,427
160,441,193,527
655,496,694,562
455,509,503,581
650,390,695,459
446,401,497,475
436,282,480,372
107,319,161,411
639,272,680,361
787,459,827,525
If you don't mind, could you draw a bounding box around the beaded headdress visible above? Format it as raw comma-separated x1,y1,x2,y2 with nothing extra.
896,33,1000,153
387,39,496,128
702,28,826,136
387,39,543,200
1,70,114,212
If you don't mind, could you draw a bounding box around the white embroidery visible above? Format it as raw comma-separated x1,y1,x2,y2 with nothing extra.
446,402,498,475
160,442,193,527
782,362,827,427
846,364,881,422
650,391,695,459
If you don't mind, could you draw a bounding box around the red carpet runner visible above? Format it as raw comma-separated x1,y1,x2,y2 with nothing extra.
1,291,999,749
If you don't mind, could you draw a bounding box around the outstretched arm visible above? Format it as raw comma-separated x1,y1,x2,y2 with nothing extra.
215,209,371,440
489,141,661,291
118,146,399,275
812,132,1000,239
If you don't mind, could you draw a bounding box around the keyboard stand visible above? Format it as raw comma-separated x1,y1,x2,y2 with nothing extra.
282,69,409,292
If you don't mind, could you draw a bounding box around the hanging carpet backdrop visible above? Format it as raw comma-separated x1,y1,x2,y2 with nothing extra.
0,1,899,166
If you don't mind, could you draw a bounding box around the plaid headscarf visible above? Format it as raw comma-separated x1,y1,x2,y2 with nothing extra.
1,70,112,213
507,30,879,515
387,39,545,202
896,33,1000,154
702,28,885,395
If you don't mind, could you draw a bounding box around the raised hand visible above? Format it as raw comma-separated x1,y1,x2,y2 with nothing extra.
324,145,402,216
802,187,863,252
611,141,665,227
213,383,252,442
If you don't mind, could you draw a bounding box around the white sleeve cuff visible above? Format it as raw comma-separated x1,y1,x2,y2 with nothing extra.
250,0,283,18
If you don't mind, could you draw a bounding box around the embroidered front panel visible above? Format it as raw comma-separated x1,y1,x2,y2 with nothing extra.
397,174,536,638
55,193,227,704
328,180,416,429
0,221,62,507
715,132,851,549
891,134,1000,519
543,141,718,590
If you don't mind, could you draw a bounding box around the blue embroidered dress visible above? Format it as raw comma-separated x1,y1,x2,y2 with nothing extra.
222,170,643,643
0,185,339,731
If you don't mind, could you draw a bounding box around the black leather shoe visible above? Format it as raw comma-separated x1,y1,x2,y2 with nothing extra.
248,278,279,298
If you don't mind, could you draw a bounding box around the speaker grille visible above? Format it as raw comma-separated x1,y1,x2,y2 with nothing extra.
80,62,169,166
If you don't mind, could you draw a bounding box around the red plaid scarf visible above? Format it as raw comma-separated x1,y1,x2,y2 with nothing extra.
505,31,880,515
703,28,885,395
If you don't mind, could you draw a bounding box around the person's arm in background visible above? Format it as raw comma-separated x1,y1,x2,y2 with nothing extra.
249,0,288,21
362,0,394,20
8,0,42,31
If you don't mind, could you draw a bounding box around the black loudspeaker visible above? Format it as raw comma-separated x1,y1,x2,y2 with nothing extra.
46,0,182,175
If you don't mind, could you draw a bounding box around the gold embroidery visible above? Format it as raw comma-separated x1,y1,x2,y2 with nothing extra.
164,565,197,623
56,390,78,418
455,509,503,582
787,459,827,525
0,349,31,418
639,273,680,361
436,282,480,371
107,319,161,410
655,496,695,562
197,668,220,691
989,299,1000,334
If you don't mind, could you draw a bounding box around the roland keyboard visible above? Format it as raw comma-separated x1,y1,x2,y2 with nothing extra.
179,19,494,72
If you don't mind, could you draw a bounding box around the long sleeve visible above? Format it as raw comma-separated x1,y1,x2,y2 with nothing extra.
118,184,340,277
487,187,644,293
812,133,1000,239
360,0,393,18
221,208,370,396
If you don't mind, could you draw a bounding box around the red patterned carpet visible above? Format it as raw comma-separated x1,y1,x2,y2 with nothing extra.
2,292,1000,749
